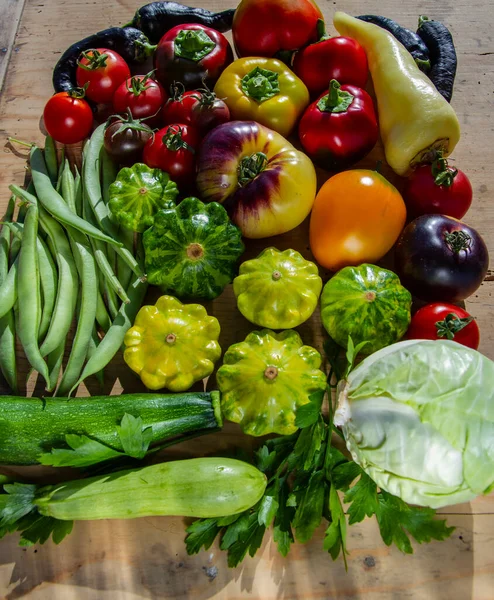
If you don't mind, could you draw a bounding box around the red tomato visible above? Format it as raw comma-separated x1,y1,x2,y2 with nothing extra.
293,36,368,96
162,85,198,125
113,72,167,123
76,48,130,104
406,303,480,350
298,80,378,169
43,92,93,144
404,156,473,220
233,0,323,57
143,123,200,189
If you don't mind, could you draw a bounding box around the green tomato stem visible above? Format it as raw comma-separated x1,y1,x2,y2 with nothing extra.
237,152,268,187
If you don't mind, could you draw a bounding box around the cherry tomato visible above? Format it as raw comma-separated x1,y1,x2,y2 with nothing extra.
113,72,167,123
43,91,93,144
190,89,230,134
76,48,130,104
104,113,153,166
143,123,200,189
293,36,368,97
406,303,480,350
310,170,407,271
404,154,473,220
162,84,198,125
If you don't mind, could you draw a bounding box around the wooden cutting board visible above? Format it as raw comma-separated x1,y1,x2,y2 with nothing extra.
0,0,493,597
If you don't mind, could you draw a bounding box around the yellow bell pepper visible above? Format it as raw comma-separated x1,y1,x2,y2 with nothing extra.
214,57,309,137
333,12,461,176
123,295,221,391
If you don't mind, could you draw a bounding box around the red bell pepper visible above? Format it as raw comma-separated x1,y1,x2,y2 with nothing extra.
298,80,378,169
292,24,368,96
154,24,233,91
232,0,323,58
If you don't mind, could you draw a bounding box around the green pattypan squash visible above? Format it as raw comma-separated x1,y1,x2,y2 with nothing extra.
320,263,412,355
143,197,245,300
123,295,221,391
233,247,322,328
108,163,179,232
217,329,327,436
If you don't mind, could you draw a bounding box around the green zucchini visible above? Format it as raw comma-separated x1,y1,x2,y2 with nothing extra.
0,392,222,466
34,458,267,520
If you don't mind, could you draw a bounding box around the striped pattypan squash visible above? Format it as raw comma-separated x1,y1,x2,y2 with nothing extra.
143,197,245,300
217,329,327,436
233,247,322,328
123,295,221,391
320,263,412,354
108,163,179,232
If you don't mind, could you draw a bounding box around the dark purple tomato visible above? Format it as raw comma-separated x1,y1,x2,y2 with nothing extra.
104,117,153,166
394,214,489,302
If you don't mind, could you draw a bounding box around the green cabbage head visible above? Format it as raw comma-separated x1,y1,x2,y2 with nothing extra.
335,339,494,509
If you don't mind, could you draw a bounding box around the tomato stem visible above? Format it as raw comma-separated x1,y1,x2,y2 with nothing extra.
77,49,108,71
162,125,195,153
237,152,268,187
435,313,474,339
431,151,458,187
126,70,156,96
444,230,472,253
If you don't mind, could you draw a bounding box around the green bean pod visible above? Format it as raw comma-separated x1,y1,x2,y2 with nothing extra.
27,148,123,248
0,258,18,319
17,201,50,388
61,159,76,213
37,235,58,343
82,125,144,279
47,339,66,393
100,146,118,205
44,135,58,186
38,206,79,359
0,199,18,393
87,325,104,386
70,275,148,395
83,201,130,304
95,289,112,333
57,229,98,397
74,165,83,217
4,223,58,339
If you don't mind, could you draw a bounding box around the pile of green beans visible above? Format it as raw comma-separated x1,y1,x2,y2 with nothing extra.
0,128,148,396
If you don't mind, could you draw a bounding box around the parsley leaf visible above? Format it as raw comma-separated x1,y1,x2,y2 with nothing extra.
295,389,326,428
185,518,220,555
344,471,379,525
38,413,154,467
273,481,294,557
38,435,122,468
17,514,74,547
375,491,455,554
0,483,37,527
117,414,153,459
292,470,326,543
324,485,347,567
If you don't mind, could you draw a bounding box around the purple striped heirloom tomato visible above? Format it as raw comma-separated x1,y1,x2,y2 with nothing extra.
196,120,317,239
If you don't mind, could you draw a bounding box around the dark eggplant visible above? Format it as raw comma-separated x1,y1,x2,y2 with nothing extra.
357,15,431,72
417,16,457,103
53,27,155,94
130,2,236,44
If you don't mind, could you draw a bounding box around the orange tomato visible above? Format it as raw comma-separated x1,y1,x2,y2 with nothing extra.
310,170,406,271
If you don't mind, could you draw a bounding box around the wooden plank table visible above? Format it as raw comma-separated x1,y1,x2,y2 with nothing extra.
1,0,493,597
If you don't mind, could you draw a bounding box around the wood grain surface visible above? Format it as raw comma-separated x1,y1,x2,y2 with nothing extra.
0,0,493,598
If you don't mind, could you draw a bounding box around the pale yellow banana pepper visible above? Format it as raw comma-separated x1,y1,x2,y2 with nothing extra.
333,12,461,176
